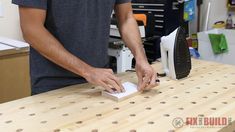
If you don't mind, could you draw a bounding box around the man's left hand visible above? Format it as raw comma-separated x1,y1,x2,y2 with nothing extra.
135,60,159,91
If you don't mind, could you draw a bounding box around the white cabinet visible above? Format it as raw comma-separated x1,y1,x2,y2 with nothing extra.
197,29,235,65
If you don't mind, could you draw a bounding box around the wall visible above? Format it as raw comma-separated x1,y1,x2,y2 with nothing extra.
200,0,230,31
189,0,235,33
0,0,23,41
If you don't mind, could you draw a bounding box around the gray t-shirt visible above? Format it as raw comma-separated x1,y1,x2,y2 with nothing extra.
12,0,131,94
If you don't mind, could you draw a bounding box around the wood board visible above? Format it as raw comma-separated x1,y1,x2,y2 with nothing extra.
0,59,234,132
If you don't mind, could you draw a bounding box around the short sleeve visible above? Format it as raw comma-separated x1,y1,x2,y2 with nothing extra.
115,0,132,4
12,0,47,10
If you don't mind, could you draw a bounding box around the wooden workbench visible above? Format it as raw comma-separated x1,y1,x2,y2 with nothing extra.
0,59,235,132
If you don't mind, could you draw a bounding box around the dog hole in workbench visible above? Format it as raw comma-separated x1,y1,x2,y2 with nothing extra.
40,121,47,124
96,114,102,117
62,113,69,116
70,101,76,104
5,120,12,124
223,87,228,89
146,107,152,110
185,92,190,94
213,92,218,94
99,101,105,104
54,129,60,132
173,96,178,99
178,108,184,110
129,129,136,132
91,129,98,132
202,96,208,99
148,121,154,124
211,108,217,110
29,113,36,116
91,87,95,89
0,113,2,116
160,101,166,104
50,107,57,110
198,114,204,117
113,107,119,110
130,101,135,104
82,107,88,110
169,87,174,89
168,130,175,132
76,121,83,124
112,121,118,124
19,107,25,110
40,101,45,104
191,102,197,104
222,102,228,104
196,87,201,89
164,114,170,117
16,129,23,132
130,114,136,117
144,96,150,99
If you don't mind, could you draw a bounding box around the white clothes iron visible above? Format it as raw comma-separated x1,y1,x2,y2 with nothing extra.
160,27,191,80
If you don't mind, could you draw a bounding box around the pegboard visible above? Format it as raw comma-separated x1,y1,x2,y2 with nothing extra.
0,59,235,132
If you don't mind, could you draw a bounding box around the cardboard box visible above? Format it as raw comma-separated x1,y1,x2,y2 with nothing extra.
0,38,30,103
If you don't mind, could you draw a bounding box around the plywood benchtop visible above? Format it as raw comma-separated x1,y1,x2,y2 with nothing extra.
0,59,235,132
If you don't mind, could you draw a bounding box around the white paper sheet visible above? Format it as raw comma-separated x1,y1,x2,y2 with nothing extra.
104,82,138,99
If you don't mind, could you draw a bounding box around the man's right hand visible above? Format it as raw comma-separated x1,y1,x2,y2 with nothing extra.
84,67,125,93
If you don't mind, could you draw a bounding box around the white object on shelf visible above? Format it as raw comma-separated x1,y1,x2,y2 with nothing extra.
108,46,134,73
0,43,14,51
110,25,145,38
197,29,235,65
0,37,29,48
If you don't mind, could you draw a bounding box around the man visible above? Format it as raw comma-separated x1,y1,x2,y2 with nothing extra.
13,0,158,95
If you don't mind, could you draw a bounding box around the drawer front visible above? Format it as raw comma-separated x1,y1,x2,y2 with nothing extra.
132,10,165,35
132,2,166,35
132,0,166,4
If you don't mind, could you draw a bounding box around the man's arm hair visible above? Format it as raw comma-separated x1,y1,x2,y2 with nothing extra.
114,3,148,63
19,7,92,77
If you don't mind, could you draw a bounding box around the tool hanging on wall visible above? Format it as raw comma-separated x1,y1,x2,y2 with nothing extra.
160,26,191,80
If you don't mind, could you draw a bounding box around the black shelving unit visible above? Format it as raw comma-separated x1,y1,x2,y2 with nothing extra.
131,0,184,63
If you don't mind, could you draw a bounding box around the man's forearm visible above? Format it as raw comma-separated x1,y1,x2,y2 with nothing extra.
22,25,92,78
118,15,148,63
